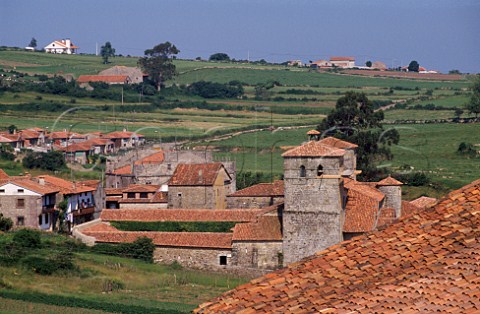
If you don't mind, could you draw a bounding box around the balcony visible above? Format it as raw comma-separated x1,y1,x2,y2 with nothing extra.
42,204,55,213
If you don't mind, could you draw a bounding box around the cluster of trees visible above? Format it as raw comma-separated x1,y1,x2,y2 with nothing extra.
22,151,65,171
318,92,400,180
466,74,480,118
186,80,244,98
138,41,179,91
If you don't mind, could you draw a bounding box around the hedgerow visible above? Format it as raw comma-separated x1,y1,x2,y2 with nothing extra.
110,221,237,233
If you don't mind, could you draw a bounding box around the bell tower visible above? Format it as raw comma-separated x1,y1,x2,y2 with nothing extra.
282,140,347,265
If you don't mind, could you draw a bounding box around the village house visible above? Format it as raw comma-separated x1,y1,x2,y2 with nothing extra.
117,184,167,209
19,128,46,148
98,66,147,84
44,39,79,54
34,175,98,227
329,56,356,68
48,130,85,147
0,132,23,151
168,163,233,209
194,179,480,313
59,138,114,164
105,129,145,150
0,172,59,230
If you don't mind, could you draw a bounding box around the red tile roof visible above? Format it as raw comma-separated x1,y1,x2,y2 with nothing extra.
100,208,264,222
112,165,132,175
0,179,59,195
232,216,282,241
19,129,41,139
343,187,383,233
168,163,229,186
82,222,119,232
377,176,403,186
410,196,437,209
0,169,9,180
122,184,160,193
401,200,422,217
105,188,123,195
282,141,346,158
83,231,233,249
344,179,385,202
118,192,167,204
228,180,284,197
36,175,95,194
77,75,129,84
135,151,164,164
306,129,320,135
195,179,480,314
106,130,144,139
330,56,355,61
60,141,92,152
318,136,358,149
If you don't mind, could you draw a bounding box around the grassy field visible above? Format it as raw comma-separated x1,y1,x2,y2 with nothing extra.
0,231,247,314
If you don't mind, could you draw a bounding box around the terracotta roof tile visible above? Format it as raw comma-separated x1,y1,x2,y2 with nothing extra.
83,231,233,249
307,130,320,135
195,178,480,313
118,191,167,204
19,129,41,139
401,200,422,217
228,180,284,197
330,56,355,61
122,184,160,193
0,179,59,195
100,208,265,222
77,75,130,84
0,169,9,180
377,176,403,186
135,151,164,165
410,196,437,209
112,165,132,175
35,175,95,194
105,188,123,195
318,136,358,149
106,131,144,139
232,216,282,241
282,141,346,158
168,163,229,186
343,187,383,233
82,222,119,232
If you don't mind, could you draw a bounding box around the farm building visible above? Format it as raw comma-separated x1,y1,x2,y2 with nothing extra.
44,39,79,54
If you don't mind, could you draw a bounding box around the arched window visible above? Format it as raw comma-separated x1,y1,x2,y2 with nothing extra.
317,165,324,176
300,165,306,177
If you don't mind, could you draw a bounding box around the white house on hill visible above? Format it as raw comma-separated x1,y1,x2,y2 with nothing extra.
44,39,79,54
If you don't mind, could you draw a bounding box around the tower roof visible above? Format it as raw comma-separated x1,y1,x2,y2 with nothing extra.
377,176,403,186
318,136,358,149
306,129,320,135
282,141,346,158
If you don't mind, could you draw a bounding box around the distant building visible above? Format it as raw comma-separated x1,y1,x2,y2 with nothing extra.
287,60,303,67
44,39,79,54
99,66,147,84
77,75,131,87
329,56,356,68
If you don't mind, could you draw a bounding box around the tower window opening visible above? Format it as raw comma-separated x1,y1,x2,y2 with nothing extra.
317,165,324,176
300,165,306,177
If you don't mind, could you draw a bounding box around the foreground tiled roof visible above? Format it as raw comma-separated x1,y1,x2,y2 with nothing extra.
169,163,228,186
195,179,480,313
83,230,233,249
232,216,282,241
228,180,284,197
100,208,265,222
282,141,346,158
410,196,438,209
318,136,358,149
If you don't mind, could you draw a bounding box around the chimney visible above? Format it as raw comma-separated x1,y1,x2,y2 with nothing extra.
123,128,127,132
66,38,71,47
38,176,45,185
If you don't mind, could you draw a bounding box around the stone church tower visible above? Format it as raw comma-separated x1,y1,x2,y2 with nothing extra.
281,140,348,265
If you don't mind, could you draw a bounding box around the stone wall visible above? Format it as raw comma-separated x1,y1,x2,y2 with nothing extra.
154,246,232,270
227,196,283,209
378,185,402,218
168,186,215,209
0,195,43,228
231,241,283,269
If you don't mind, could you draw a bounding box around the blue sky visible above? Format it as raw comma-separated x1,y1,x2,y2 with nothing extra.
1,0,479,73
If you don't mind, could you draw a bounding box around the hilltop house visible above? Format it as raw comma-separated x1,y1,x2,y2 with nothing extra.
330,56,356,68
44,39,79,54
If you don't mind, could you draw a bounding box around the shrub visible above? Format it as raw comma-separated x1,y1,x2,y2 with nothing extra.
20,250,76,275
457,142,477,157
91,237,155,263
13,229,41,249
0,213,13,232
22,151,65,171
393,172,430,186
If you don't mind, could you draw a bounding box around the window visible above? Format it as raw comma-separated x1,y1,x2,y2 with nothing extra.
17,216,24,226
44,214,49,224
317,165,324,176
39,215,43,225
167,164,172,170
17,198,25,208
140,192,148,199
127,192,135,199
177,193,182,197
0,189,5,193
219,255,227,266
299,165,306,178
17,189,24,193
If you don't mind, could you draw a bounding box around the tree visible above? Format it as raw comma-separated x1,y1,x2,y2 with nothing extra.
100,41,115,64
7,125,17,134
318,92,400,180
365,60,372,67
0,213,13,232
28,37,37,48
209,53,230,61
454,108,464,118
449,69,461,75
408,60,420,72
465,74,480,118
138,41,179,91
